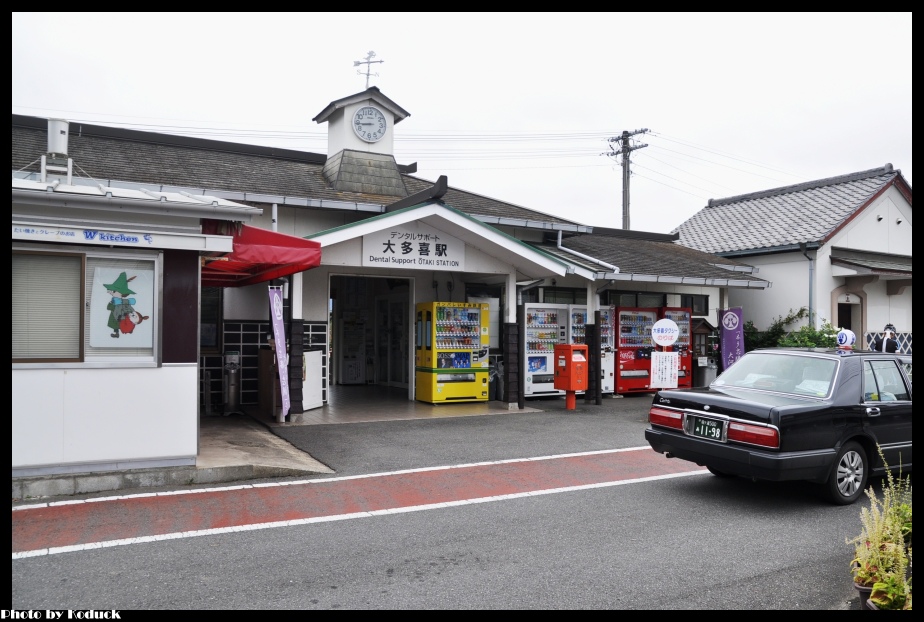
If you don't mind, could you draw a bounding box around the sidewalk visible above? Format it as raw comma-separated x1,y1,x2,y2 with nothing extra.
10,393,611,503
11,414,333,503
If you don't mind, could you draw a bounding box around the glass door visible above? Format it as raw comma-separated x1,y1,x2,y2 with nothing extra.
375,294,409,388
388,297,408,387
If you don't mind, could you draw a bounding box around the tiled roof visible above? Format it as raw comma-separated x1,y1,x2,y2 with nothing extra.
531,230,768,286
11,115,579,227
829,248,912,275
672,165,903,255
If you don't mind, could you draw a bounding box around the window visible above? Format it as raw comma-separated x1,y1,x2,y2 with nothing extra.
681,294,709,316
542,287,586,304
694,332,707,358
13,251,84,362
865,360,911,402
13,246,160,365
201,286,222,351
608,292,666,308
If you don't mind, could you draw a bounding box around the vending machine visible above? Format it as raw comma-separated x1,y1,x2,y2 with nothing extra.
523,303,568,396
660,307,693,389
568,305,615,393
415,301,490,403
615,307,659,394
568,305,588,345
599,305,615,394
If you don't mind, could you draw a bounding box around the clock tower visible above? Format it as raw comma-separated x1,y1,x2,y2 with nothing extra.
313,87,412,197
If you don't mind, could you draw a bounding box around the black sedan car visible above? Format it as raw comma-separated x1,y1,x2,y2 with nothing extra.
645,348,912,504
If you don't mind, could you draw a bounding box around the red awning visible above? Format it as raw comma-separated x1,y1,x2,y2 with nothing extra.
200,221,322,288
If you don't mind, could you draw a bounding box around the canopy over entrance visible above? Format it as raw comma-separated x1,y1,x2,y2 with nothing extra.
201,220,322,287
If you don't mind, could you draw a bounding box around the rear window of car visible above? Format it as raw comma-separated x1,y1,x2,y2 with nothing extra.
713,352,837,397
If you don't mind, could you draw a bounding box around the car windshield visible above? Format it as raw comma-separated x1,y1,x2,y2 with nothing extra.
713,352,838,397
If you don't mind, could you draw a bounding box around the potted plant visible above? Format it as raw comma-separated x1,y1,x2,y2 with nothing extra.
847,448,912,610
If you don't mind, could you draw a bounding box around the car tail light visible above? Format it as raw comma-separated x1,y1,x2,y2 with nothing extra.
727,421,779,448
649,406,683,430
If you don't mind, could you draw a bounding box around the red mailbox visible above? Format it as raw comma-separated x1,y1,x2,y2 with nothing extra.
554,343,588,409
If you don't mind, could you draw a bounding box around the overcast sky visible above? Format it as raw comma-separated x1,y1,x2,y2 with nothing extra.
12,12,912,234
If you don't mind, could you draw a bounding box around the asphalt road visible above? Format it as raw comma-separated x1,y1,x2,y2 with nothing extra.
11,395,868,609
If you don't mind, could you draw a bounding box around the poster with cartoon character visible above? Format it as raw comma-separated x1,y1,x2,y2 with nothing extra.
90,267,155,348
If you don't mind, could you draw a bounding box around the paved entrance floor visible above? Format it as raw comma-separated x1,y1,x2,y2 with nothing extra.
13,386,580,502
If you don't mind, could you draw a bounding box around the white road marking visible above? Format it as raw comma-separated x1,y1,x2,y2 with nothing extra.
12,464,707,559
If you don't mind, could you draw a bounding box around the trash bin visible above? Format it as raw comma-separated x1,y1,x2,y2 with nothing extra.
223,351,242,415
694,357,718,387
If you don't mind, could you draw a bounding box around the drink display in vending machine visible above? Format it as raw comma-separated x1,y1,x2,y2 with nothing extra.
599,305,615,394
615,307,659,394
568,306,588,345
568,305,595,395
660,307,693,389
415,302,490,403
523,303,568,396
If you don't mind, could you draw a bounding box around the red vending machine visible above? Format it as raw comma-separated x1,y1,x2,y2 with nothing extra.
660,307,693,389
615,307,659,394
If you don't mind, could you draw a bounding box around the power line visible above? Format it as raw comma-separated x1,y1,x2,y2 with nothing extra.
12,103,813,199
644,141,799,184
631,161,727,196
648,131,805,178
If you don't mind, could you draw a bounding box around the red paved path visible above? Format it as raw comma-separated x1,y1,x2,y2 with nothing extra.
13,449,705,555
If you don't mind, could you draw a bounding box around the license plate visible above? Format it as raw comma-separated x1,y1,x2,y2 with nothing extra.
690,416,725,441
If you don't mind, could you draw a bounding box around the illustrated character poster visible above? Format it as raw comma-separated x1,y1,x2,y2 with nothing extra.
90,267,155,348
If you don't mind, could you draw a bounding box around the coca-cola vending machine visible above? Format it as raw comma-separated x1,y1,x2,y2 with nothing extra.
615,307,658,394
660,307,693,389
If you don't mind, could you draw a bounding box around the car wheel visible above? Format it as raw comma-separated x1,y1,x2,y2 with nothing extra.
824,441,868,505
707,466,735,478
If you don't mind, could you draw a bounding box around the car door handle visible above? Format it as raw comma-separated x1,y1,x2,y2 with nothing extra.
866,407,881,417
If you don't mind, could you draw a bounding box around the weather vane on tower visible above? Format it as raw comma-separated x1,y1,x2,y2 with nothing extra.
354,51,384,89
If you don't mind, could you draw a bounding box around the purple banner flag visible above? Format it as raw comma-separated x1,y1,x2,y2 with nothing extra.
268,287,290,420
719,307,744,371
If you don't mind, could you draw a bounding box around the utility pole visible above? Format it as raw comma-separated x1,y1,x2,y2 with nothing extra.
604,129,648,230
353,51,384,89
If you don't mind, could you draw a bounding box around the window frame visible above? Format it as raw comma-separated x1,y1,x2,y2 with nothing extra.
12,249,86,364
12,243,162,369
681,294,710,316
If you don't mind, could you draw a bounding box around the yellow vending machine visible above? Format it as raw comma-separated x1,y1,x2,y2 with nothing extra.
415,301,490,403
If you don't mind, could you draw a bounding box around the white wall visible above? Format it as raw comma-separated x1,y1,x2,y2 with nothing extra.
12,365,197,471
326,102,396,157
863,279,913,334
833,187,912,255
728,253,811,330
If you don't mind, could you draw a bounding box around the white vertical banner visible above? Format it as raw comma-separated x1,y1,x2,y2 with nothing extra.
650,351,679,389
268,286,290,420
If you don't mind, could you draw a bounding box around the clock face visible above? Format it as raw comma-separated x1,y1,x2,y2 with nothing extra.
352,106,387,143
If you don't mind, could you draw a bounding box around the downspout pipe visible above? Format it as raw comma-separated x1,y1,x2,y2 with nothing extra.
800,243,815,326
557,231,618,273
